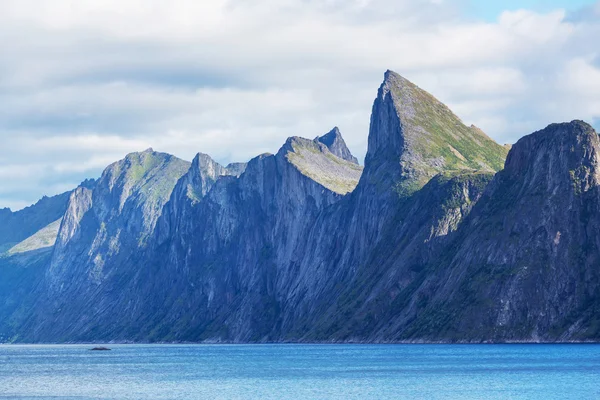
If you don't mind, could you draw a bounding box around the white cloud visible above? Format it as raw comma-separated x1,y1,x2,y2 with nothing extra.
0,0,598,209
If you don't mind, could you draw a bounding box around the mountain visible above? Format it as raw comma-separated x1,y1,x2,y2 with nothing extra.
272,70,508,341
24,129,364,342
364,70,506,198
399,120,600,342
2,70,600,343
0,191,72,253
316,127,359,165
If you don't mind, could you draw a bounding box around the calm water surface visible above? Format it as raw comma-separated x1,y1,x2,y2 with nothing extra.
1,344,599,399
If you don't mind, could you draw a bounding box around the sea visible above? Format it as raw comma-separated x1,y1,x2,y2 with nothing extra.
1,344,599,399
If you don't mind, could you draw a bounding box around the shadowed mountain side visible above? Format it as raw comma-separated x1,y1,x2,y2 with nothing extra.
4,71,599,344
395,121,600,342
0,192,72,252
22,129,363,342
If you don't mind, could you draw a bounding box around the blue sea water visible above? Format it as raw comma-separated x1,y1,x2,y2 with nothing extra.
0,344,599,399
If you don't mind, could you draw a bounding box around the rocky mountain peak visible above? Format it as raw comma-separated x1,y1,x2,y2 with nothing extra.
79,178,97,190
82,150,191,247
101,150,189,205
362,70,508,197
316,127,359,164
184,152,230,202
503,120,600,194
4,69,600,345
192,152,222,174
278,135,363,195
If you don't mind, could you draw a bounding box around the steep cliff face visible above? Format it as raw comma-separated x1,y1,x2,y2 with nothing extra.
22,128,363,342
363,70,507,198
157,152,245,243
399,120,600,342
147,151,343,340
48,149,189,286
4,70,600,344
270,71,509,339
137,130,362,342
26,150,190,340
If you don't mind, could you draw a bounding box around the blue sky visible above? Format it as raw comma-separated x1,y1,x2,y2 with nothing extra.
0,0,599,210
470,0,597,20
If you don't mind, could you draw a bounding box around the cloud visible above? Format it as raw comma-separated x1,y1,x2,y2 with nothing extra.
0,0,598,209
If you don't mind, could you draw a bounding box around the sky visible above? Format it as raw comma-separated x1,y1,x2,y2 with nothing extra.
0,0,599,211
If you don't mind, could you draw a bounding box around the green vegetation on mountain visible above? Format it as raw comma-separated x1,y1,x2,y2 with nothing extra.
382,71,508,194
101,148,191,243
7,219,62,255
285,136,363,194
0,192,71,250
1,71,599,345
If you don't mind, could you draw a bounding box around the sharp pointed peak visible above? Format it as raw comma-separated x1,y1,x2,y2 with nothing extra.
383,69,414,85
315,127,359,165
328,126,341,135
317,127,342,143
361,69,509,198
190,152,228,176
384,69,403,79
192,152,214,163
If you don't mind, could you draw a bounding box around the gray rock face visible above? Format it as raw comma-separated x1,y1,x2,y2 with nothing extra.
398,120,600,342
2,71,600,344
28,150,190,340
316,127,359,164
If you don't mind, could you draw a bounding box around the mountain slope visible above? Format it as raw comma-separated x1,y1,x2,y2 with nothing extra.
25,149,190,340
284,135,363,194
399,120,600,342
272,70,509,340
364,70,507,198
7,219,62,255
23,129,362,342
0,192,72,253
4,70,600,344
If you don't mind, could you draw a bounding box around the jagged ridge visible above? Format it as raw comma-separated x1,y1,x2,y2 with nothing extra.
2,71,600,344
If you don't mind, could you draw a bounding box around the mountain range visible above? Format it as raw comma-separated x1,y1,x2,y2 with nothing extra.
1,70,599,343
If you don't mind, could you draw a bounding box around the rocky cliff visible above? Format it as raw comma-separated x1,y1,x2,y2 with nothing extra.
398,120,600,342
2,70,600,343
